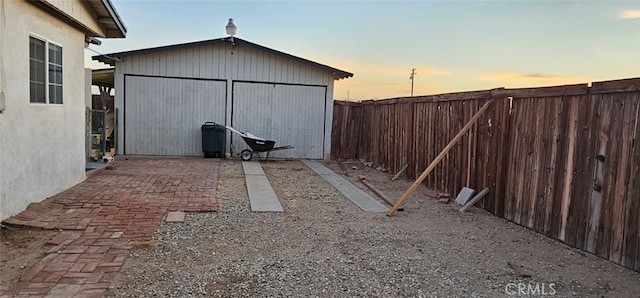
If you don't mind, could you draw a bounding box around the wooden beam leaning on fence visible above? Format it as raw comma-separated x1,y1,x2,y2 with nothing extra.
387,98,497,216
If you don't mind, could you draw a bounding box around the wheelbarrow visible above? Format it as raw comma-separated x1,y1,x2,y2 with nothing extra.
225,126,294,161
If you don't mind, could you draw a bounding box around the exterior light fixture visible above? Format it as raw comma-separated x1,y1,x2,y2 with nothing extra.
226,18,237,42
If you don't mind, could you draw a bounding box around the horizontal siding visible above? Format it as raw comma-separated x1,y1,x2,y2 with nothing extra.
118,43,332,86
232,82,326,159
124,76,226,156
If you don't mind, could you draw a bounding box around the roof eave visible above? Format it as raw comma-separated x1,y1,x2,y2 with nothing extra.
236,38,352,80
92,37,353,79
92,68,115,88
93,56,116,66
95,0,127,38
29,0,126,39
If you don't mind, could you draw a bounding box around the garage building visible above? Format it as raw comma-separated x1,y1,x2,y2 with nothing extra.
93,37,352,159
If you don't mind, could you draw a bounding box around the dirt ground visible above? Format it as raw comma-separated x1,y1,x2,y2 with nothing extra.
2,159,640,297
106,159,638,297
0,226,55,291
325,160,640,295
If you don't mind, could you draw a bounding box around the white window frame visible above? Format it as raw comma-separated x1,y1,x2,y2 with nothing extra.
29,34,63,105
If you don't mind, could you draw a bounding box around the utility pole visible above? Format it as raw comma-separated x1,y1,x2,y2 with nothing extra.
410,68,416,97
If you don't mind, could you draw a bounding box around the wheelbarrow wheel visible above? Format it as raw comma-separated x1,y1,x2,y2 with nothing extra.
240,149,253,161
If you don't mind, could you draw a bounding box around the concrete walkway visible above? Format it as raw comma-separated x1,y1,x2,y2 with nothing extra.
1,157,219,297
301,160,388,213
242,161,284,212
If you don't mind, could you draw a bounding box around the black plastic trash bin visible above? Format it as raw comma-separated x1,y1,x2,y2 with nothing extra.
201,122,225,158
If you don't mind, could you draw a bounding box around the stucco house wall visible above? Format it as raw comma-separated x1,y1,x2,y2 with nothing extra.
0,0,125,220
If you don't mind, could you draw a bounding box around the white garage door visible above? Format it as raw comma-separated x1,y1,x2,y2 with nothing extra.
232,82,326,159
124,76,226,156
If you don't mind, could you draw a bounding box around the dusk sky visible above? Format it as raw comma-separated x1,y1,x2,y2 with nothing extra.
85,0,640,101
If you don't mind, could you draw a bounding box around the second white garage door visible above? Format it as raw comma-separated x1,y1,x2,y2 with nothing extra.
232,82,327,159
124,75,226,156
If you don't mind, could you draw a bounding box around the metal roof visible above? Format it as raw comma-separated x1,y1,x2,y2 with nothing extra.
92,37,353,80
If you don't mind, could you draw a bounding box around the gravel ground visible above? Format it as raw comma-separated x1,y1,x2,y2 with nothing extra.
106,160,640,297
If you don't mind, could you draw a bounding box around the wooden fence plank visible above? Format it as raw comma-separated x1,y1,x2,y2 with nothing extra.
437,102,446,191
504,98,520,222
610,93,634,263
494,97,512,218
415,103,422,179
637,201,640,272
513,98,530,225
452,101,463,198
443,103,451,193
387,99,496,216
492,83,589,98
523,98,537,226
414,103,421,179
597,93,624,258
364,104,373,160
622,92,640,269
591,78,640,94
407,101,415,181
527,98,545,228
468,101,478,193
542,97,561,235
586,95,608,253
393,106,400,172
397,103,405,174
462,101,470,197
453,101,464,195
485,98,502,213
473,103,484,208
465,102,472,187
549,97,572,240
366,89,492,105
425,102,434,185
565,95,594,248
559,96,580,242
419,103,428,184
572,94,598,250
531,97,551,231
477,99,490,209
331,80,640,271
433,102,442,189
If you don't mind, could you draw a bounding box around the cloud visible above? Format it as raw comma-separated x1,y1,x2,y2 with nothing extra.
480,72,593,87
522,74,548,78
618,9,640,19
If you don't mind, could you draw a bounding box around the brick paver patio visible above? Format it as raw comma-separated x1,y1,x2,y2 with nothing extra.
1,157,219,297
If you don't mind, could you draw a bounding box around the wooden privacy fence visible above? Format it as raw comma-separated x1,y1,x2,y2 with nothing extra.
331,78,640,272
